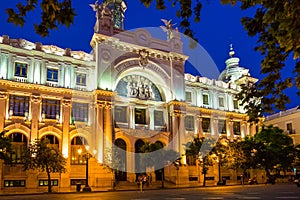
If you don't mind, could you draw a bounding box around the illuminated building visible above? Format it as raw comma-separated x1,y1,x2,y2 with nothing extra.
0,0,259,192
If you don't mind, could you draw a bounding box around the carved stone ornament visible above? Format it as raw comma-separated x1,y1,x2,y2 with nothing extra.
62,99,72,107
138,49,149,68
0,91,8,99
30,95,42,104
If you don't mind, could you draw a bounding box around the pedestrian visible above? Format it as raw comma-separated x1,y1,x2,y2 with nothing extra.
138,175,143,192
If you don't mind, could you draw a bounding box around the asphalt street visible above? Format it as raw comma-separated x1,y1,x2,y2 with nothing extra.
1,183,300,200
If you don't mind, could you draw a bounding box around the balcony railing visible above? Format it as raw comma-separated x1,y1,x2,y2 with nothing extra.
14,76,28,83
286,129,296,134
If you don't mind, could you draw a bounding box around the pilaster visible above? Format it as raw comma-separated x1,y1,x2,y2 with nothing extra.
30,94,42,142
0,91,8,132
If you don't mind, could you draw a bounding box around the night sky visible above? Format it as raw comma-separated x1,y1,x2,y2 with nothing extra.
0,0,299,112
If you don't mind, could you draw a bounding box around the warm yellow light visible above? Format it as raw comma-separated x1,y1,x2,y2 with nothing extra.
78,148,82,154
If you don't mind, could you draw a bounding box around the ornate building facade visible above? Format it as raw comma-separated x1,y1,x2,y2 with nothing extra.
0,0,259,192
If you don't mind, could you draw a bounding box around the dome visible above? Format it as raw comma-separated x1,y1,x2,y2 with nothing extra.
218,45,250,83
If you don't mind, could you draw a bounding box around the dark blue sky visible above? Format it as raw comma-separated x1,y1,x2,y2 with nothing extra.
0,0,298,111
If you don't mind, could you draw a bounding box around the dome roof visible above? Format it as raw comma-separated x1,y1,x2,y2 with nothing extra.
218,45,250,83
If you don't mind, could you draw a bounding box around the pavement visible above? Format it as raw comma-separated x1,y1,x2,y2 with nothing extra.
0,180,286,196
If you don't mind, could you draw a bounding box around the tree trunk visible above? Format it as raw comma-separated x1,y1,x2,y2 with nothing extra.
46,166,52,193
203,173,206,187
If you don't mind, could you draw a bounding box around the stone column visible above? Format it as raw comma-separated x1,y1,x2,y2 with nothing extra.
197,117,203,138
0,54,8,79
129,105,135,129
95,102,104,163
149,106,154,130
60,98,72,190
227,119,234,140
178,113,186,164
212,118,219,136
0,91,8,132
104,102,113,160
171,113,179,153
30,94,42,142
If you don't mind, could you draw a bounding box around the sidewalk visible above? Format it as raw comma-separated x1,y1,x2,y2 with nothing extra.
0,181,286,196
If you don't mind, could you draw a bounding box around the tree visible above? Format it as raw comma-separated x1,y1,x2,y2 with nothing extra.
23,139,66,193
0,131,12,164
139,142,180,188
222,0,300,114
185,137,216,186
251,125,296,180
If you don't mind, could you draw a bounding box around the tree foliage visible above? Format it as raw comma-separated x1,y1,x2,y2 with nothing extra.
185,137,217,186
222,0,300,115
6,0,76,37
250,125,296,177
23,139,66,192
139,142,180,172
0,131,12,164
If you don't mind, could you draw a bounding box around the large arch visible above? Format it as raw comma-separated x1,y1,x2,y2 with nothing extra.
4,124,30,139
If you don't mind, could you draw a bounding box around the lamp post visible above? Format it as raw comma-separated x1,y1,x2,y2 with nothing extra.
78,146,96,192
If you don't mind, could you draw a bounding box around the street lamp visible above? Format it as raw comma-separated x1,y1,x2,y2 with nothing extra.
78,146,96,192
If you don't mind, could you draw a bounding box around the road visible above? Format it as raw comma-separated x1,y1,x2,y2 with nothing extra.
1,183,300,200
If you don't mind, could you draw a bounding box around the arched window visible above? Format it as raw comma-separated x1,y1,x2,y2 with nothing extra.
70,136,88,165
41,134,59,149
9,133,28,164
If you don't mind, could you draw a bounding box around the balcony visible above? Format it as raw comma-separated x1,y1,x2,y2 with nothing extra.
286,129,296,134
14,76,28,83
46,81,59,87
75,85,87,91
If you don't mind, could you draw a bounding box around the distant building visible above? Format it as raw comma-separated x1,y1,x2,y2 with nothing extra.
264,106,300,144
0,0,259,192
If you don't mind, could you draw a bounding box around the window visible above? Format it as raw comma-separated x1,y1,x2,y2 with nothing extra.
39,179,58,186
9,133,27,164
186,155,196,166
4,180,25,187
233,99,239,110
203,94,209,105
114,106,127,123
72,102,89,122
286,123,294,134
135,108,146,125
47,68,58,82
219,97,224,107
218,119,226,134
154,110,164,126
14,62,27,78
71,136,88,165
42,99,60,119
202,117,211,132
42,135,59,149
70,179,86,185
185,116,194,131
186,92,192,102
233,121,241,135
9,95,29,117
76,73,86,86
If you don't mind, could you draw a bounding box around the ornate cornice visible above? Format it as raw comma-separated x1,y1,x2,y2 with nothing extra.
0,79,93,97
